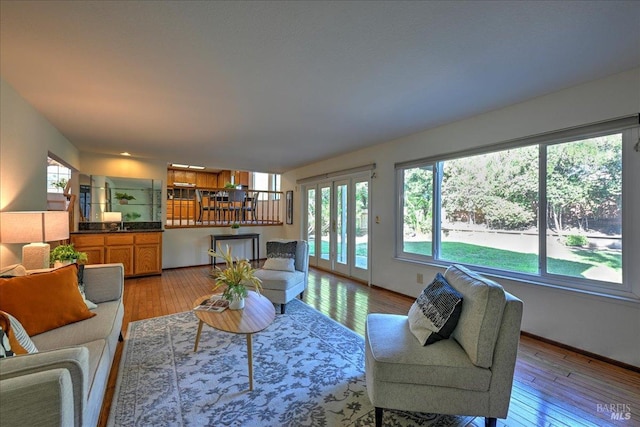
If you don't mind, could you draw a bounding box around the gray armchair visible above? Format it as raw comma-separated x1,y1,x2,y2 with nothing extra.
254,240,309,314
365,264,523,427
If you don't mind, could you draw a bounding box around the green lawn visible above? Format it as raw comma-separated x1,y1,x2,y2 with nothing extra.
403,241,621,280
313,238,621,282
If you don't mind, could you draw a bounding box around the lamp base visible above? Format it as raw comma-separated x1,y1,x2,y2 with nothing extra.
22,243,50,270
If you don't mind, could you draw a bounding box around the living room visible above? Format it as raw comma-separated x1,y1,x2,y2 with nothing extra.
1,1,639,426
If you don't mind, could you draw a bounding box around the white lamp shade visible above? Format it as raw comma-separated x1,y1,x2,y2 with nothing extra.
103,211,122,222
0,211,69,243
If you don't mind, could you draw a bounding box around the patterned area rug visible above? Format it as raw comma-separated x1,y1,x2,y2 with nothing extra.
108,299,474,426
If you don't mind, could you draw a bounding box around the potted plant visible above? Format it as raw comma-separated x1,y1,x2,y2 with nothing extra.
230,222,240,235
52,178,68,191
50,244,88,268
207,244,262,310
123,212,141,221
115,192,136,205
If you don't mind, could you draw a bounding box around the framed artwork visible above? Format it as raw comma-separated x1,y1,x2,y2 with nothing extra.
286,190,293,224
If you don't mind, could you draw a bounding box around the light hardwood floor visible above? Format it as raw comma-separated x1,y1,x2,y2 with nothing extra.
99,266,639,427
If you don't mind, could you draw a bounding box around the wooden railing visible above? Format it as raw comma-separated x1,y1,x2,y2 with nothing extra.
165,186,283,228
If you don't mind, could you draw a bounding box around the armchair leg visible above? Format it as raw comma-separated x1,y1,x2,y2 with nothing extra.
280,304,286,314
485,417,496,427
119,332,124,342
375,407,383,427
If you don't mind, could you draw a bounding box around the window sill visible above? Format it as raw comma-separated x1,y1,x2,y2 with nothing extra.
394,256,640,305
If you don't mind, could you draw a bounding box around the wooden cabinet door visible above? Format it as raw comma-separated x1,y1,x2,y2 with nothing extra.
208,173,218,189
218,170,231,187
134,245,161,275
71,235,105,265
167,169,175,185
195,172,205,188
236,171,250,186
106,246,134,276
82,247,105,265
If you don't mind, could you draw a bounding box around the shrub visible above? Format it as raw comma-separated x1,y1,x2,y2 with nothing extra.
565,234,589,247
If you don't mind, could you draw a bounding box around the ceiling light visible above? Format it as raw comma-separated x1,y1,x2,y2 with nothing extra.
171,163,205,169
120,152,131,156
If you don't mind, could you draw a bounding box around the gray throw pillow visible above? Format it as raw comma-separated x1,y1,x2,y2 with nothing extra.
408,273,463,346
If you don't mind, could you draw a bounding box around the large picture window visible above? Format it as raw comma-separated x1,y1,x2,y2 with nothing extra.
396,117,635,294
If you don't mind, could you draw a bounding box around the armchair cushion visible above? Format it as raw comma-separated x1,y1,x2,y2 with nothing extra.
366,313,491,392
408,273,463,345
254,269,305,291
444,265,506,368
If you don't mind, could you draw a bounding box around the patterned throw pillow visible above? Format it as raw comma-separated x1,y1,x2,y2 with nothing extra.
408,273,463,346
266,241,297,259
0,314,14,358
0,310,38,357
6,311,38,354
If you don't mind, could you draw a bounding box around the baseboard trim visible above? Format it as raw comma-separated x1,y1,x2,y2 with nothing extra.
520,331,640,373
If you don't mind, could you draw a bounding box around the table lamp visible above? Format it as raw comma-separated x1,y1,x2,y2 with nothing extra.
0,211,70,270
103,211,122,231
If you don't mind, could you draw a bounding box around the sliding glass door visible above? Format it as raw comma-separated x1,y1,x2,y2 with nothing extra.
303,173,370,282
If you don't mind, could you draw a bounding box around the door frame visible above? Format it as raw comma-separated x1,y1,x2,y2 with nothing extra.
302,172,371,282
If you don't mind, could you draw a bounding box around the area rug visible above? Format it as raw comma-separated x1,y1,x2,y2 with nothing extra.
108,298,475,426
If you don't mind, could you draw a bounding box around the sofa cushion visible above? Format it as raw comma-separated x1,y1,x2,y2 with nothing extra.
444,264,506,368
408,273,463,345
0,264,96,336
366,313,491,391
254,269,305,291
31,301,121,351
262,257,296,272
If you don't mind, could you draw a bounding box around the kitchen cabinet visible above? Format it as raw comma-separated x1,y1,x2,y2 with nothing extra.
71,231,163,277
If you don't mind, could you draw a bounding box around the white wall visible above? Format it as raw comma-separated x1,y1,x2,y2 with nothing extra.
283,68,640,367
0,78,80,266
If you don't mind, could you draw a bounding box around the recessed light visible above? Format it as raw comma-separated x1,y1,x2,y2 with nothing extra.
120,152,131,156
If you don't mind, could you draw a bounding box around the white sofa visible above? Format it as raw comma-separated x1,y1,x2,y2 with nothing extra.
0,263,125,427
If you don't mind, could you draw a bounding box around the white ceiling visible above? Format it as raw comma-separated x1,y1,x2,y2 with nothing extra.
1,1,639,173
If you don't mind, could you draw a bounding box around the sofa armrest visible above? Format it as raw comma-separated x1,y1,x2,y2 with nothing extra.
0,347,89,427
83,263,124,304
0,368,75,427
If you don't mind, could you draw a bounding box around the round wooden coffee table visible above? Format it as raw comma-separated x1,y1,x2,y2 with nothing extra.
193,291,275,391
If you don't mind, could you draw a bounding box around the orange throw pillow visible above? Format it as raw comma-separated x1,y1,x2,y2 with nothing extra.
0,264,96,336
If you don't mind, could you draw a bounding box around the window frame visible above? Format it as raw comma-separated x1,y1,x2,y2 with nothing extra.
395,116,638,299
